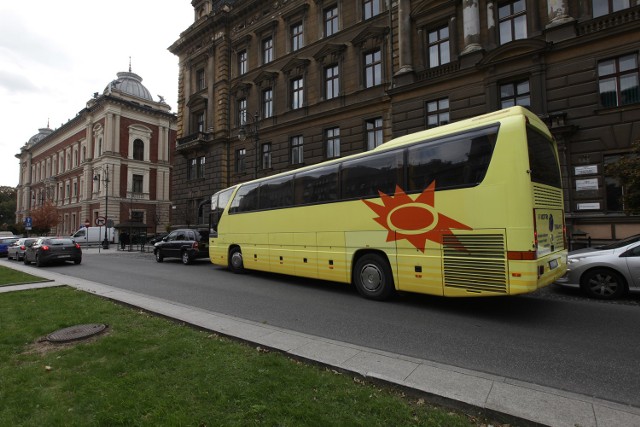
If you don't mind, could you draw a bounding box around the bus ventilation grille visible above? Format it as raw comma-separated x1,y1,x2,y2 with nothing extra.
533,185,563,208
443,234,507,294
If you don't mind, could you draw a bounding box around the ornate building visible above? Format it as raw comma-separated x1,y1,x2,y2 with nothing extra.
170,0,640,243
15,69,177,239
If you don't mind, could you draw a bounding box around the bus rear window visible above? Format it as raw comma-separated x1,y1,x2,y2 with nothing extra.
527,127,561,188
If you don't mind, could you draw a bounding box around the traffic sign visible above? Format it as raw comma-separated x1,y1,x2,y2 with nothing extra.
24,216,32,231
95,216,106,226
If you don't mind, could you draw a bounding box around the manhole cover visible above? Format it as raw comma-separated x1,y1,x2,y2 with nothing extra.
45,324,108,343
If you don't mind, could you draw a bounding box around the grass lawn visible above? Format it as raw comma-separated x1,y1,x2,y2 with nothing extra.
0,264,48,287
0,287,489,426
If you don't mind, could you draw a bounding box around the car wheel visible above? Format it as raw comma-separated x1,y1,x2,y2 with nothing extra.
74,258,81,265
181,251,192,265
352,253,395,301
581,268,627,299
23,255,30,265
154,250,164,263
35,255,44,267
229,246,244,273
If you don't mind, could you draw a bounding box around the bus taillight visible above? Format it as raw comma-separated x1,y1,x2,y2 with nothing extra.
507,251,537,260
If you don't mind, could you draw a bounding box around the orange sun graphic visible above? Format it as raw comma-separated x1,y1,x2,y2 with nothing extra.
362,181,472,252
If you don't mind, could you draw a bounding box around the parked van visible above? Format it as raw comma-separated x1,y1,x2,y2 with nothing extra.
72,227,117,245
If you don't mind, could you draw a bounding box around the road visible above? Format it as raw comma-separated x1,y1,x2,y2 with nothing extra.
12,250,640,409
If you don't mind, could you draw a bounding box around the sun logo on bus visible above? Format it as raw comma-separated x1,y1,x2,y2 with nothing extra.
362,181,472,253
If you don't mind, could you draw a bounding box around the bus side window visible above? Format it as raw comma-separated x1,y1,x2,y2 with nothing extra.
341,150,403,199
294,164,339,205
259,175,293,209
229,183,260,214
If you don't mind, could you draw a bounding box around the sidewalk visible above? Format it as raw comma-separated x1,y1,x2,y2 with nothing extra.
2,257,640,427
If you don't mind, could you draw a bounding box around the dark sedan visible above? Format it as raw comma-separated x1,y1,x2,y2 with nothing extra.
23,237,82,267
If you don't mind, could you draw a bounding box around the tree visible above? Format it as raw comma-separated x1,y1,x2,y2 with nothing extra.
0,186,17,231
30,200,60,235
605,140,640,215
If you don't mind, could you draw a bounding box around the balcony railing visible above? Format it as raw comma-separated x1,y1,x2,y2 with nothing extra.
176,131,213,152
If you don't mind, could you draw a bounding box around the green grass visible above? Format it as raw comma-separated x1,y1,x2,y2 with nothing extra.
0,264,48,287
0,287,484,426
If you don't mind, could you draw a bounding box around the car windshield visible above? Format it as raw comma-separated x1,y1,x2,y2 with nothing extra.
48,239,74,245
596,234,640,250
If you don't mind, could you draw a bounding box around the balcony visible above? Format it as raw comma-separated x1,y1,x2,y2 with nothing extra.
176,131,212,153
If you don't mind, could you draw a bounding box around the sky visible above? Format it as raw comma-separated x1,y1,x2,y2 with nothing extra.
0,0,193,188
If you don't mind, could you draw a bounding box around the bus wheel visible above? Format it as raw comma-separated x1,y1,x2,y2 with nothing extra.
229,247,244,273
352,253,395,301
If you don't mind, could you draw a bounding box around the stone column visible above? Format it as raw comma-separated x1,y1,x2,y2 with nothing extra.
461,0,482,54
397,0,413,73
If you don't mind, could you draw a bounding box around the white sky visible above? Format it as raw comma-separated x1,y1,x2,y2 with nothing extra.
0,1,193,187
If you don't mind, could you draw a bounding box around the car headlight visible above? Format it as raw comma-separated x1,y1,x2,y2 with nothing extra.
567,257,587,265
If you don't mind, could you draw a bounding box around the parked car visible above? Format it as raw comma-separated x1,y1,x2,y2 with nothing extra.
554,234,640,299
146,233,168,245
7,238,38,261
0,237,19,257
23,237,82,267
154,229,209,265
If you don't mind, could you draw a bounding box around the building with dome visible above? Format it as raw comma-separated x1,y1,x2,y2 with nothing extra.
15,69,177,242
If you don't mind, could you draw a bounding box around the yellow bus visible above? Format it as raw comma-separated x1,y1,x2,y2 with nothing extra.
209,107,567,300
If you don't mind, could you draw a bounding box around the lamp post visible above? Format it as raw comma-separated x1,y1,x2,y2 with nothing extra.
93,164,110,249
237,112,259,179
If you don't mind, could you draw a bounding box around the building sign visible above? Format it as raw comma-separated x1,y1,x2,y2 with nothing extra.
576,178,598,191
577,202,600,210
574,165,598,175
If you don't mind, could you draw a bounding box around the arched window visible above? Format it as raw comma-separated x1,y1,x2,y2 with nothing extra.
133,139,144,161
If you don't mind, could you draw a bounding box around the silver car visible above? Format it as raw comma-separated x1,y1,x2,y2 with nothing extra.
554,235,640,299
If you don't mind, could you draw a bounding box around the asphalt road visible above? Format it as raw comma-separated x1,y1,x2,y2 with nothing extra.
18,250,640,409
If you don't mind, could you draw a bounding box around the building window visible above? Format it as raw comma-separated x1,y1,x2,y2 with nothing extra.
238,49,247,75
428,26,450,68
500,80,530,108
262,37,273,64
426,98,450,128
131,211,144,223
263,88,273,119
499,0,527,45
238,98,247,126
291,22,304,51
291,136,304,165
598,53,639,107
132,174,143,194
363,0,380,20
365,49,382,88
188,158,196,180
291,77,304,109
198,156,206,179
605,155,624,211
196,68,206,91
133,139,144,161
195,112,205,132
326,127,340,158
236,148,246,173
366,117,383,150
593,0,630,18
325,65,340,99
324,5,339,37
262,143,272,169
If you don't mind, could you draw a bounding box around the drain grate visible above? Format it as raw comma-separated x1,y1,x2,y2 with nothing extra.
45,324,108,343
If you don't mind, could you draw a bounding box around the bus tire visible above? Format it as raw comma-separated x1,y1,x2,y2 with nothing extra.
229,246,244,273
352,253,395,301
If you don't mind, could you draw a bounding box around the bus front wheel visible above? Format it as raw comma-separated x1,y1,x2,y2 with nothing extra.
352,253,395,301
229,247,244,274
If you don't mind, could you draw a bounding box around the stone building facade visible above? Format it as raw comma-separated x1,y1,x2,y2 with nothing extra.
169,0,640,242
15,70,177,239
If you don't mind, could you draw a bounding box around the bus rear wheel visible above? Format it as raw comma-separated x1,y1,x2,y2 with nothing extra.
352,253,395,301
229,247,244,273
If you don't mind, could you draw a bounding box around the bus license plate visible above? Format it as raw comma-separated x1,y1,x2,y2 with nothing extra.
549,259,558,270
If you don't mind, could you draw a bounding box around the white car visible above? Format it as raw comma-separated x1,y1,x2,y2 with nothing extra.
554,235,640,299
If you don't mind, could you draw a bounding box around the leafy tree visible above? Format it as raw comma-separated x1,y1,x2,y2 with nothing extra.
0,186,17,230
605,140,640,215
30,200,60,235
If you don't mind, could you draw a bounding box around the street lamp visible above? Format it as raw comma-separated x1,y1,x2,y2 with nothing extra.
93,164,110,249
237,112,259,179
